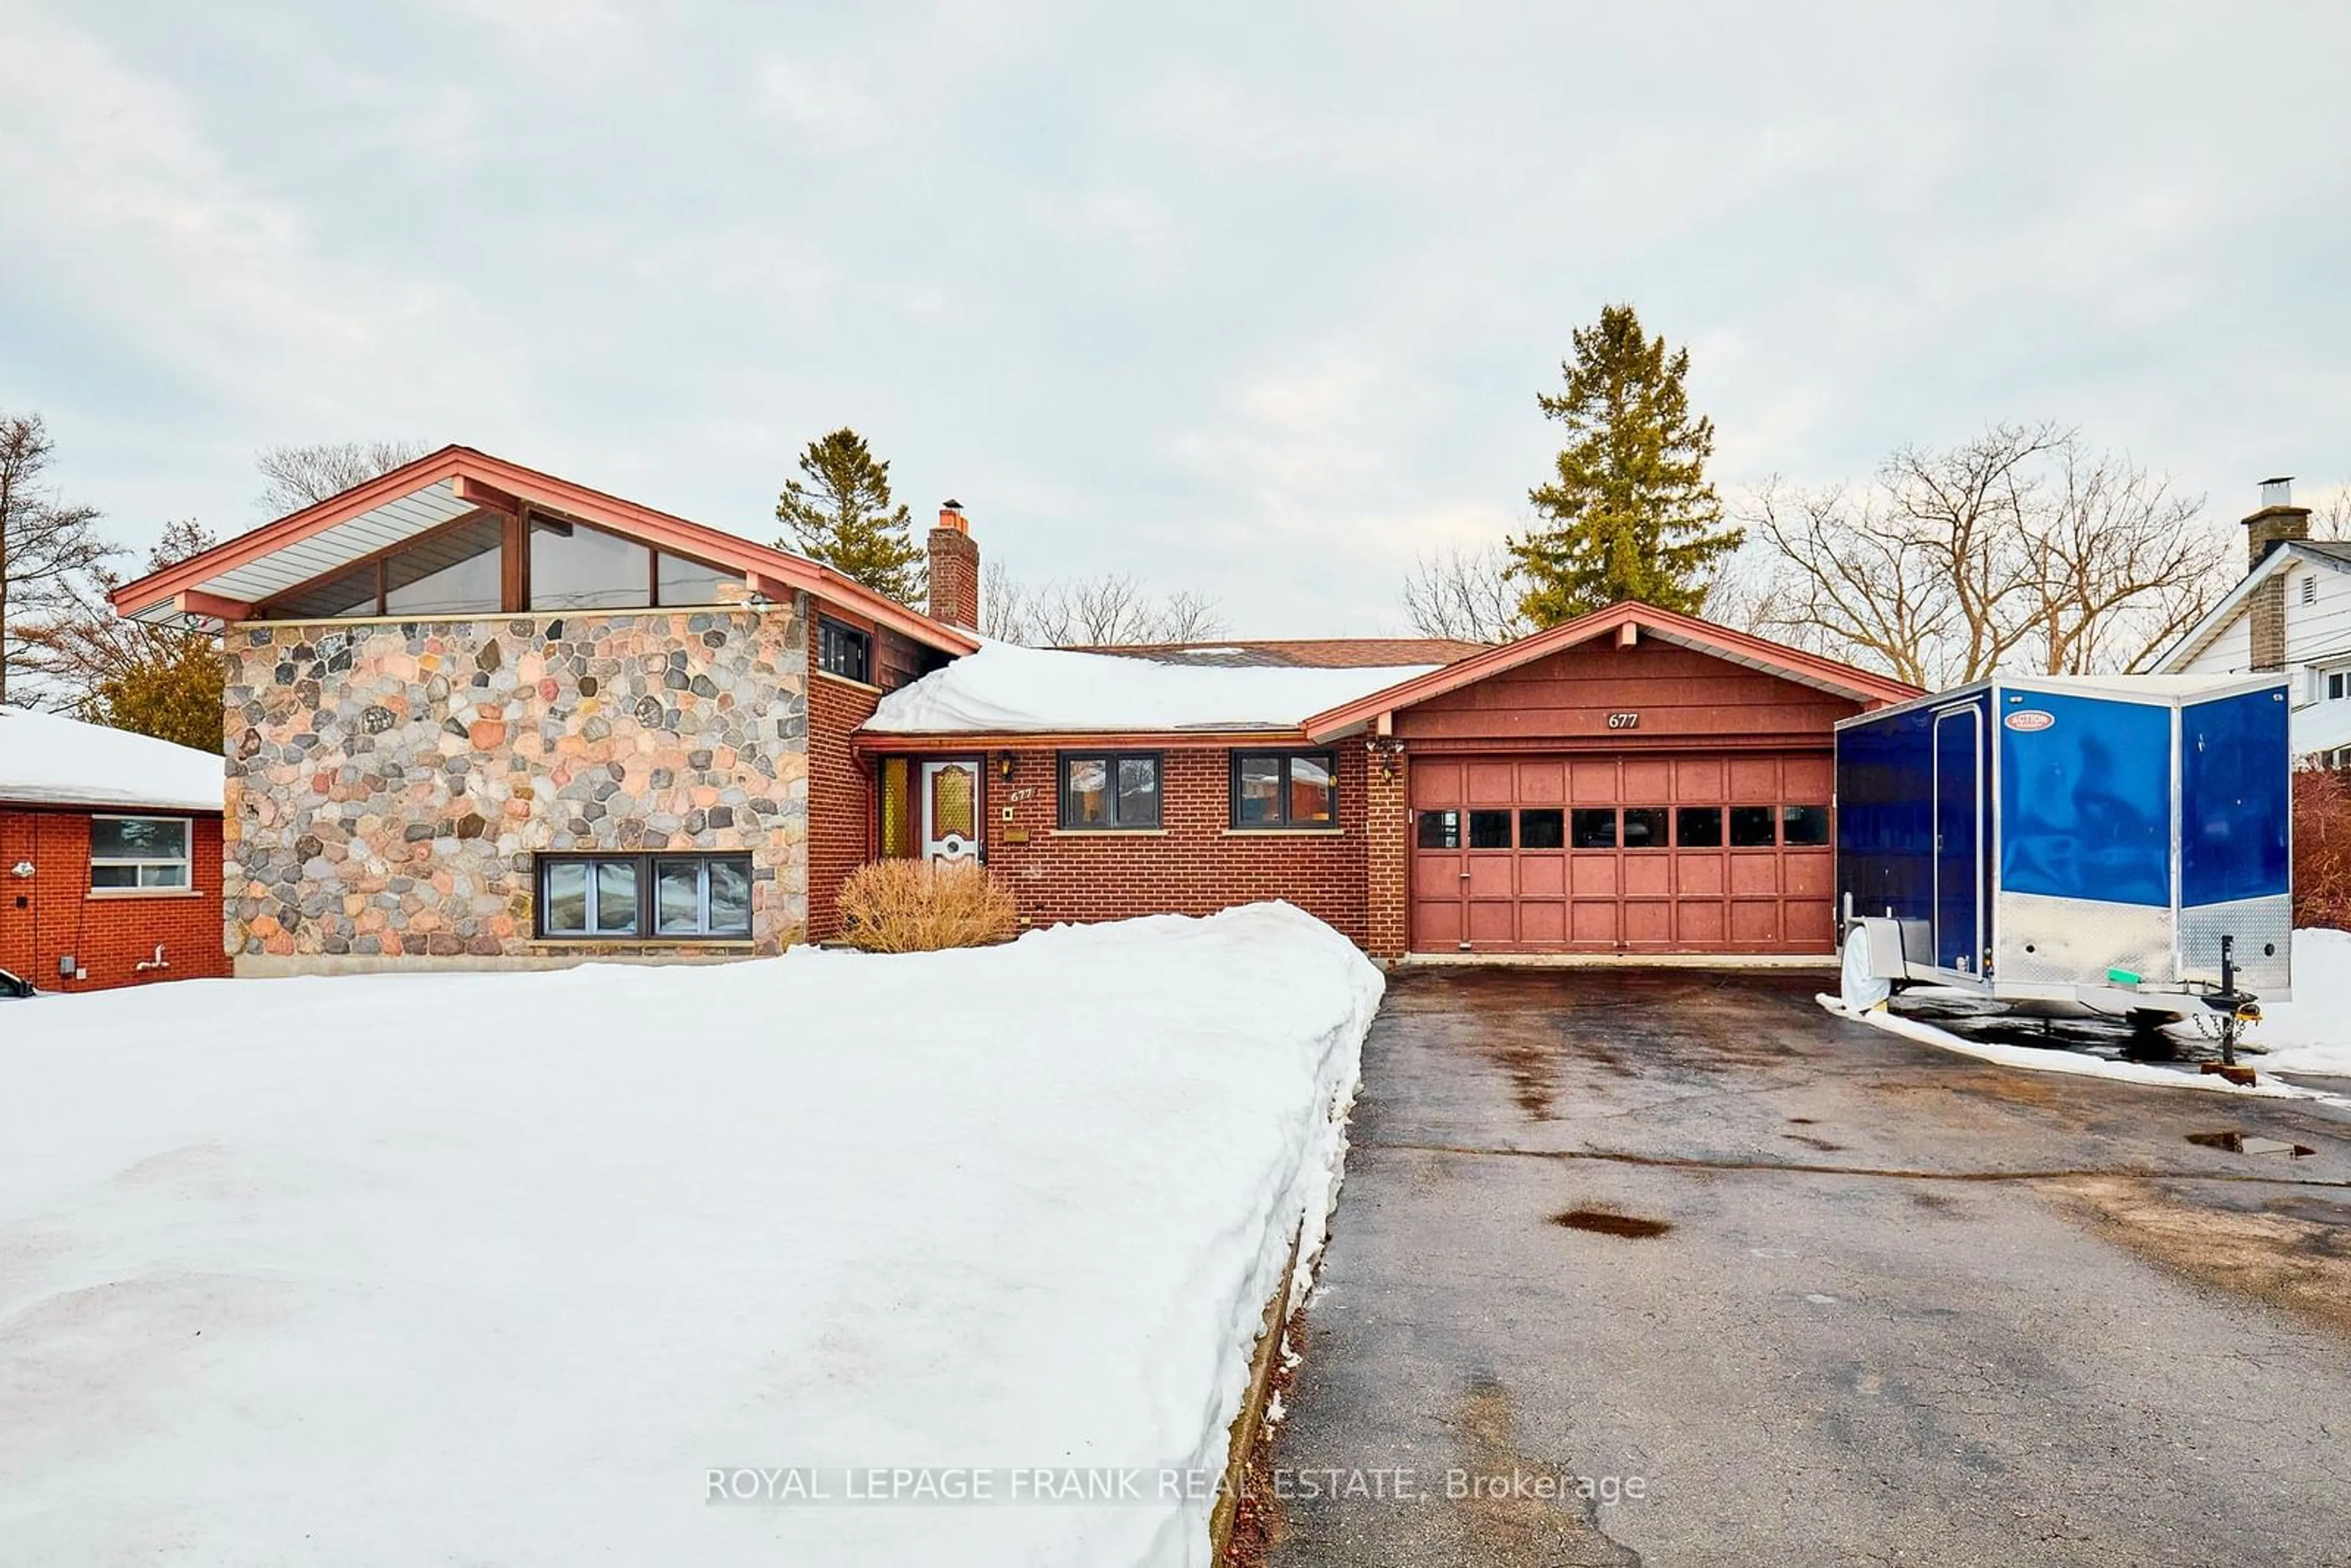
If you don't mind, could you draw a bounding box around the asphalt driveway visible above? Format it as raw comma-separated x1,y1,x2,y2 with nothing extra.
1267,967,2351,1567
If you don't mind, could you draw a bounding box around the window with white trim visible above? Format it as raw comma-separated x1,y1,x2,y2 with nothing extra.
536,852,752,940
90,816,190,891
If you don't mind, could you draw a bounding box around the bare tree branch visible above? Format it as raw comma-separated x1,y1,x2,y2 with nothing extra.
1,413,116,707
1401,542,1524,644
982,568,1228,647
255,440,429,516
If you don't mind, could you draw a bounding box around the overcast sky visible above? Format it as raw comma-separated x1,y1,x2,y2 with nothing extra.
2,1,2345,636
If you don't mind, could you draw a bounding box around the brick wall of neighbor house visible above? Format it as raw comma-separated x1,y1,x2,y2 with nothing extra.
222,603,809,972
978,741,1373,944
0,808,230,992
807,670,880,941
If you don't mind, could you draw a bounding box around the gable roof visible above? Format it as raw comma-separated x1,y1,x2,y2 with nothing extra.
105,445,978,655
1064,637,1485,669
2157,539,2351,671
1300,601,1922,741
0,708,223,813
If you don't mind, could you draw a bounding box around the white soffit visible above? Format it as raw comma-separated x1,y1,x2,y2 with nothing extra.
132,480,477,622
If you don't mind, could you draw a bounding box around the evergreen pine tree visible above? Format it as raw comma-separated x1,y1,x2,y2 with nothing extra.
1508,305,1741,623
773,429,925,606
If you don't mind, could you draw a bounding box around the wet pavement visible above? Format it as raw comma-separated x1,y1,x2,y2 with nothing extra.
1268,967,2351,1567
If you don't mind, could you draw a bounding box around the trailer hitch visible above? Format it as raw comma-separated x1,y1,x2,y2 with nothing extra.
2197,934,2262,1069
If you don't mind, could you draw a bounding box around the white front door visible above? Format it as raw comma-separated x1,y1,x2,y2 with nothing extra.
920,759,981,865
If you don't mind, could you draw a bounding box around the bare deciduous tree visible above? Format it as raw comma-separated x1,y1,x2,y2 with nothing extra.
1,413,115,707
17,520,225,748
1736,424,2233,687
255,440,429,516
979,563,1226,646
1401,542,1524,645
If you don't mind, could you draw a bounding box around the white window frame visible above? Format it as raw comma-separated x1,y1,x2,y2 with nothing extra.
89,814,192,894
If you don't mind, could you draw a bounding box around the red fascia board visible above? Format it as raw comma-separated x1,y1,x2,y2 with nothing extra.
108,445,977,655
852,728,1314,758
1299,601,1922,741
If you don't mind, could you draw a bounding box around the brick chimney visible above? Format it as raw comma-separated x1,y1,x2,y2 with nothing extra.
2246,477,2311,672
928,500,979,631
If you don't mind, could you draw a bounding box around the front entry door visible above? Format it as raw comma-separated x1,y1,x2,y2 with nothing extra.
920,759,981,865
1932,707,1982,973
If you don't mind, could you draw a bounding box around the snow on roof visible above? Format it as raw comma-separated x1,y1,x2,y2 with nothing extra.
861,641,1437,735
0,708,225,812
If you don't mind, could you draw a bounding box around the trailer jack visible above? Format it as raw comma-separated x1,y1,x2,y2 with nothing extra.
2196,934,2262,1071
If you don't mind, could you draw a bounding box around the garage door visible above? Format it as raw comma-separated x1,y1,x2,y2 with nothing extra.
1408,753,1835,955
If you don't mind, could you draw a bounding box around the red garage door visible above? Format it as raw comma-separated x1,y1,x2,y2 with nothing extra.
1408,752,1835,955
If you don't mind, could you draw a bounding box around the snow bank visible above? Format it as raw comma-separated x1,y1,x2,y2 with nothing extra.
2247,928,2351,1078
863,640,1433,734
1818,993,2348,1105
0,903,1381,1566
0,707,223,811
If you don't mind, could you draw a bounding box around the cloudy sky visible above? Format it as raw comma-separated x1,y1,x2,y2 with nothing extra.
2,1,2345,635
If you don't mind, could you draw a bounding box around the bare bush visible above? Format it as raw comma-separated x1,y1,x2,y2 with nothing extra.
837,860,1021,952
2295,768,2351,932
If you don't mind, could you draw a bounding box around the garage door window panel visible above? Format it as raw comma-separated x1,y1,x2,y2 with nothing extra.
1782,805,1831,847
1418,810,1460,849
1622,808,1668,849
1569,808,1617,849
1730,806,1779,847
1677,806,1723,847
1518,809,1565,849
1468,810,1512,849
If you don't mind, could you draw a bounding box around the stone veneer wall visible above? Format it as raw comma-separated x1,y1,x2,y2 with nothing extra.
223,600,809,970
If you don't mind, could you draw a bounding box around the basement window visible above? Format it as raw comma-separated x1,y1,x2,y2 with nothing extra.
89,816,190,891
538,853,752,940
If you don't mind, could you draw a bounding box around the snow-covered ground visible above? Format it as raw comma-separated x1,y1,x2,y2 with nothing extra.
2248,927,2351,1078
0,903,1380,1566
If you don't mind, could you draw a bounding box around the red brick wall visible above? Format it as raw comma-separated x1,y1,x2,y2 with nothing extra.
979,741,1373,945
0,808,229,992
808,672,879,940
1364,745,1408,959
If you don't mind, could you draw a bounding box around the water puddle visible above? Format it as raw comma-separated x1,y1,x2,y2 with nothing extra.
2185,1130,2315,1158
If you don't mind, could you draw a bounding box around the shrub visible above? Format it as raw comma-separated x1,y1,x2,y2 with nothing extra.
837,860,1021,953
2295,767,2351,931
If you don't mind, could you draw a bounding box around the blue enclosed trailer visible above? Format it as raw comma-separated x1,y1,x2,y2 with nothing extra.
1834,673,2292,1025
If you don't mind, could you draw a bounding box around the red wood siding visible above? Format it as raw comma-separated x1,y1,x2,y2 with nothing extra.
1393,638,1856,746
807,671,880,942
0,808,229,992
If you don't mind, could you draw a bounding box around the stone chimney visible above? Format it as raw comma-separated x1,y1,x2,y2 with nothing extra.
2246,476,2311,672
927,500,979,631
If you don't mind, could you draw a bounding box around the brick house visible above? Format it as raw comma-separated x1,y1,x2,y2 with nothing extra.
0,709,231,993
110,447,1916,970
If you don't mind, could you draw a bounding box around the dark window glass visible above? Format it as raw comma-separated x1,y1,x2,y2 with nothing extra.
530,517,650,610
1288,754,1337,825
1117,757,1160,825
89,816,190,890
1061,753,1159,828
1468,809,1512,849
1782,805,1831,847
1518,808,1565,849
1676,806,1723,847
1234,755,1282,825
1418,810,1460,849
1570,808,1618,849
1230,752,1338,829
658,552,738,606
817,618,872,683
271,563,380,619
541,854,749,939
384,514,504,615
1622,808,1668,849
1730,806,1779,847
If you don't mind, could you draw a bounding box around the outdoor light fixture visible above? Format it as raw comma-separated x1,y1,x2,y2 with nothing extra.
997,753,1017,782
8,861,32,879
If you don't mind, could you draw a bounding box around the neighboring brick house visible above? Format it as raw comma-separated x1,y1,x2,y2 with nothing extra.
0,709,231,993
111,446,1916,970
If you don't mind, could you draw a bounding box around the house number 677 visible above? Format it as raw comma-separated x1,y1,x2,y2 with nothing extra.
1606,712,1640,730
